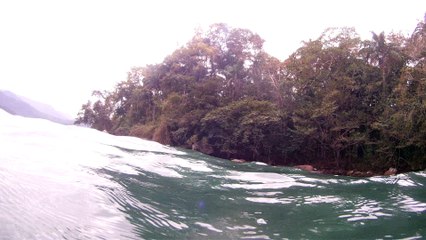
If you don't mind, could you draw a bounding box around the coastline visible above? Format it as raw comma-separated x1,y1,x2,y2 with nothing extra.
229,158,399,177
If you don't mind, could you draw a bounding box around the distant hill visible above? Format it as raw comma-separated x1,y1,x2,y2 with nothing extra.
0,90,73,125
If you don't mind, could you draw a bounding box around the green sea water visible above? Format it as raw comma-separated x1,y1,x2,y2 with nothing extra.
0,109,425,239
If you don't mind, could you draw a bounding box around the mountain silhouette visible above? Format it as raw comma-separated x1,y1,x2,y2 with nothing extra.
0,90,73,125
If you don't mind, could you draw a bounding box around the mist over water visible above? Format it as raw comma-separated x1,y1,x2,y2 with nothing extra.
0,110,425,239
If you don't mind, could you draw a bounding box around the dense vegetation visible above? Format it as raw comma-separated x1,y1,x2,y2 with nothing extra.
76,17,426,173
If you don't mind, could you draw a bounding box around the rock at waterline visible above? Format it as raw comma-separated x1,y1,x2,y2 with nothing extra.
384,168,397,176
231,159,246,163
294,165,316,172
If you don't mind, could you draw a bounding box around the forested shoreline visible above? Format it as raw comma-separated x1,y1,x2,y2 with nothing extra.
76,16,426,175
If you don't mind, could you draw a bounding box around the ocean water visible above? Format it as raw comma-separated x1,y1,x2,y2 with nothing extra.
0,109,425,239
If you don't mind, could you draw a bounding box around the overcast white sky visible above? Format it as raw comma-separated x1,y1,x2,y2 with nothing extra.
0,0,425,117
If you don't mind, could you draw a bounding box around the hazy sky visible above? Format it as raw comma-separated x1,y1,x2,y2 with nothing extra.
0,0,425,117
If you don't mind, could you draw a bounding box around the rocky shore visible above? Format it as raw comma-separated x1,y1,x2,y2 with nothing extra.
231,160,399,177
293,165,398,177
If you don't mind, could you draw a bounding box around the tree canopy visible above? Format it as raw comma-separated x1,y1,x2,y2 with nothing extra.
76,18,426,173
